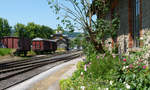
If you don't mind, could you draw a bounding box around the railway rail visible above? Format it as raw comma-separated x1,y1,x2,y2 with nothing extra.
0,51,82,90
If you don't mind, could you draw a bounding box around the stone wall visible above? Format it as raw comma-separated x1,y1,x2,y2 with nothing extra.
139,29,150,65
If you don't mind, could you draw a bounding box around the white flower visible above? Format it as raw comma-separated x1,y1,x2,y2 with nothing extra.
145,53,149,58
105,88,109,90
148,36,150,39
110,81,113,85
145,41,149,45
81,72,83,76
126,84,130,89
122,66,126,70
84,65,87,71
140,37,143,40
80,86,85,90
98,87,101,90
122,66,129,70
126,52,129,56
148,50,150,54
126,66,129,68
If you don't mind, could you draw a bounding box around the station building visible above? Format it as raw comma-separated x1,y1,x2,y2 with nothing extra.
107,0,150,53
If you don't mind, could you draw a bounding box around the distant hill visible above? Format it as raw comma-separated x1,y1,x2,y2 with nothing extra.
63,31,81,38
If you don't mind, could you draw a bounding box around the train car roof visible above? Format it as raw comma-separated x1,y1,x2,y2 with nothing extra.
2,36,19,38
32,37,45,41
33,37,54,42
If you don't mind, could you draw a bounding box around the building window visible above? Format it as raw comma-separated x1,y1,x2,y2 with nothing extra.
132,0,140,47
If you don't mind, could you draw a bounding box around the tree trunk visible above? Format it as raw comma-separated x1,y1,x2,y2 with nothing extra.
88,31,105,53
91,36,105,53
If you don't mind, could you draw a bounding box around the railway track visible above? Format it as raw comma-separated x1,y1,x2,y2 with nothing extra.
0,50,78,69
0,50,78,64
0,51,82,90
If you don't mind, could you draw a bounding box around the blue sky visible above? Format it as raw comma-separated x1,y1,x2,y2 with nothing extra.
0,0,61,29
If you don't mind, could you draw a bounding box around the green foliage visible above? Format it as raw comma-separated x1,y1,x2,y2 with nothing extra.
48,0,89,32
109,30,150,89
60,79,73,90
60,51,150,89
70,34,83,49
27,50,36,56
93,0,111,15
26,22,41,38
40,25,54,39
82,37,97,59
76,61,85,70
59,53,119,89
110,57,150,89
14,23,29,38
93,17,120,46
14,22,54,39
94,19,111,44
111,16,120,38
55,24,64,34
0,17,11,38
0,48,12,56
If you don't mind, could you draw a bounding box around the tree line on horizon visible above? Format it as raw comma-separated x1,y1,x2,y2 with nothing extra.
0,17,54,39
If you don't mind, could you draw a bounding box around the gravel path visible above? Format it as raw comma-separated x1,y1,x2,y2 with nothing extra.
7,57,84,90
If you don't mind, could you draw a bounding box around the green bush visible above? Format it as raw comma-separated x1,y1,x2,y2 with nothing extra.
60,37,150,89
110,56,150,89
60,51,150,89
60,79,73,90
0,48,12,56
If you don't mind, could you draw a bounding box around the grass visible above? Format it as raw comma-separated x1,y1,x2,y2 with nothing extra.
27,50,36,56
56,48,66,52
0,48,12,56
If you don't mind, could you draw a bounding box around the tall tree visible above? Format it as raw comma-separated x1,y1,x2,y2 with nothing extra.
14,23,29,38
48,0,116,53
26,22,38,39
40,25,54,39
26,22,54,39
0,17,11,38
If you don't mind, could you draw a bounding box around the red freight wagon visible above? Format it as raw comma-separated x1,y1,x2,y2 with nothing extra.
32,38,51,52
1,36,19,49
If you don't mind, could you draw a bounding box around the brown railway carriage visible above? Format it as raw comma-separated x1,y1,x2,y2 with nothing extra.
1,36,19,49
32,38,57,53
